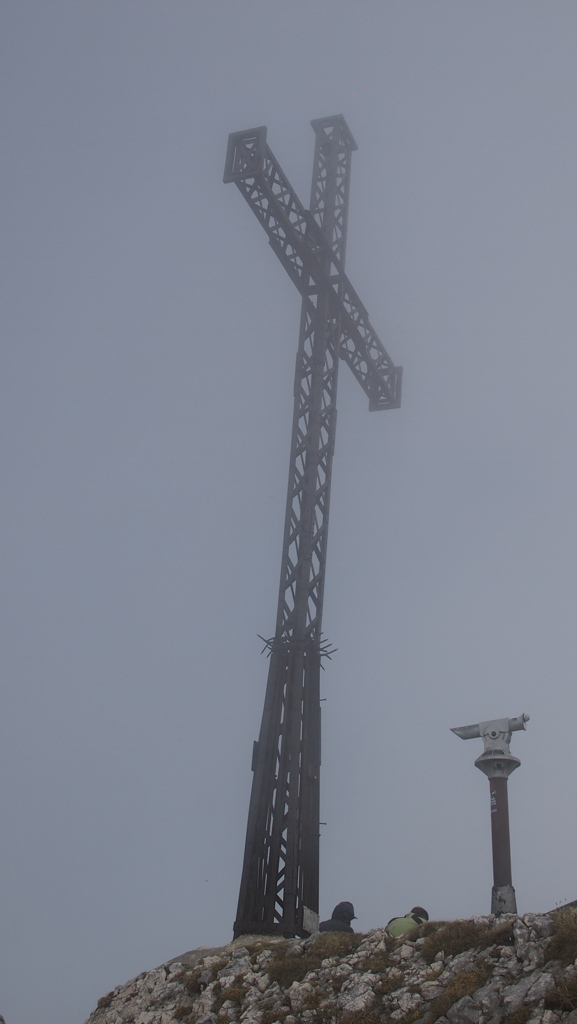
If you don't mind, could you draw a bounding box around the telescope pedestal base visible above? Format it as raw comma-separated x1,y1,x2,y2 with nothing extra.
491,884,517,915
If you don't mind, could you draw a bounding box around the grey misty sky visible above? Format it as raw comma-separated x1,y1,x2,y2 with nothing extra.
2,2,577,1022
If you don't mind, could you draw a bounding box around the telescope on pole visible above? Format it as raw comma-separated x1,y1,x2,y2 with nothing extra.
452,714,529,915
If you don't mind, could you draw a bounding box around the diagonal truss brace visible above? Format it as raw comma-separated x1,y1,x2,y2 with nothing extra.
224,126,402,411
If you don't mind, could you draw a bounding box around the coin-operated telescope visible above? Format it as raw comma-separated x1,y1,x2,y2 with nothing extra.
451,714,529,915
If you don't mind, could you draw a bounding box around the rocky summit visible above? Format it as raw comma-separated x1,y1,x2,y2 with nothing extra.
84,910,577,1024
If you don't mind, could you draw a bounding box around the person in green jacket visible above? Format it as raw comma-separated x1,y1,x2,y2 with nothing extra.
385,906,429,936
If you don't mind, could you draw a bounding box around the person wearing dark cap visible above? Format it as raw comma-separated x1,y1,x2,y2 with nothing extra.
319,901,357,933
385,906,429,936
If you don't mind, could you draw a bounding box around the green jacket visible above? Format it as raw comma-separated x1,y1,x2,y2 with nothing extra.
385,913,423,937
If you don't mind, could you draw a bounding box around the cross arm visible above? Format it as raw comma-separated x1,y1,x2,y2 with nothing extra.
224,127,402,411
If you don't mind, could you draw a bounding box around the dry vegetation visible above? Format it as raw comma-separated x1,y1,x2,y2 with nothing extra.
339,1010,382,1024
548,907,577,967
96,991,114,1010
357,936,396,975
544,974,577,1013
266,932,364,988
501,1009,531,1024
419,919,514,964
213,980,247,1013
425,962,493,1020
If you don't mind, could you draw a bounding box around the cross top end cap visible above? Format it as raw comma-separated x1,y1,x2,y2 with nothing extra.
310,115,358,151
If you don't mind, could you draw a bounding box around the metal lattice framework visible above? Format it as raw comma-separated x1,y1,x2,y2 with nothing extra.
224,116,401,938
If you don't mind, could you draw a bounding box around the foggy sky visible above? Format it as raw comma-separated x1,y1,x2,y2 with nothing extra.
2,4,577,1023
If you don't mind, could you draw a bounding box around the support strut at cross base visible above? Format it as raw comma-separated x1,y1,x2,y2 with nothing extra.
224,116,402,939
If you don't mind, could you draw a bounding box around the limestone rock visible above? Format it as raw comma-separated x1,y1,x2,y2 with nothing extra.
447,994,483,1024
337,972,378,1012
83,911,577,1024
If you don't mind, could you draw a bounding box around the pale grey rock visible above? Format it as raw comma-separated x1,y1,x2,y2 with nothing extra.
239,1011,262,1024
525,970,554,1003
391,990,423,1018
429,960,445,977
486,1010,504,1024
541,1012,561,1024
220,957,252,982
420,980,443,1000
196,979,220,1014
514,920,530,958
337,972,378,1012
286,940,306,957
533,917,554,939
523,945,546,971
501,974,534,1012
472,981,501,1015
218,999,240,1021
447,995,483,1024
288,980,314,1012
166,962,184,976
148,981,182,1006
386,966,404,983
144,969,166,993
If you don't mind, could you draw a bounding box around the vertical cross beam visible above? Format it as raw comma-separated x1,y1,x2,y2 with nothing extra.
232,119,356,938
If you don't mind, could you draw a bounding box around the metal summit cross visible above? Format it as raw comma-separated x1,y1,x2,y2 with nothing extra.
224,115,402,939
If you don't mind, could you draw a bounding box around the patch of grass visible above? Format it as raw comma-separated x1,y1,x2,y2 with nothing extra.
339,1010,382,1024
301,989,329,1011
175,967,205,995
420,919,514,964
175,957,231,997
427,963,493,1020
248,940,290,965
548,907,577,967
261,1010,288,1024
380,973,406,996
501,1009,531,1024
213,980,247,1014
267,932,364,988
267,954,312,988
96,991,114,1009
358,943,394,975
314,932,365,957
173,1007,193,1022
390,1008,426,1024
544,973,577,1013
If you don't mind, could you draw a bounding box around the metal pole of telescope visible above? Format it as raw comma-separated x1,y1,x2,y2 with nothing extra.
451,714,529,915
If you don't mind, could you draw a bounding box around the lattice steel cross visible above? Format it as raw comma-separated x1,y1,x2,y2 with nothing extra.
224,116,402,938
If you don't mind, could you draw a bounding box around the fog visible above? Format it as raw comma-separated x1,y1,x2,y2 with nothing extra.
2,4,577,1023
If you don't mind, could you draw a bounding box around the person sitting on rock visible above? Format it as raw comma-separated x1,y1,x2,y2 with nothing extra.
319,901,357,932
385,906,429,936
